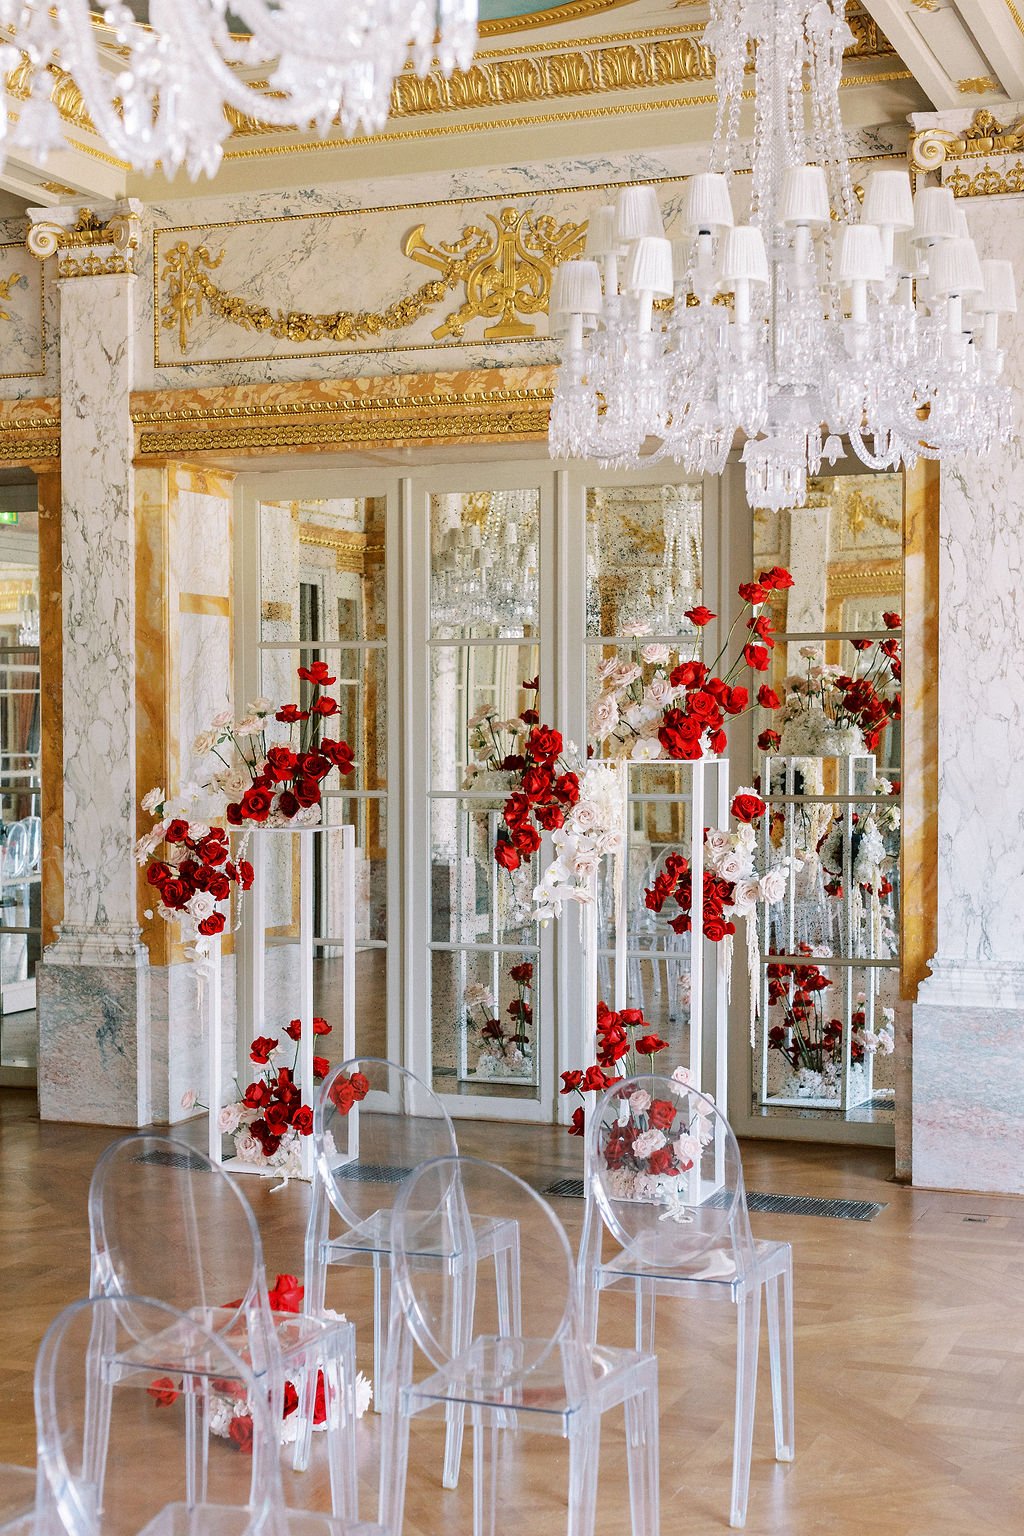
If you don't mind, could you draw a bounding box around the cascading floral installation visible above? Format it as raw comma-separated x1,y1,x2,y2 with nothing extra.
765,944,893,1101
217,1015,336,1180
191,662,356,826
559,1001,669,1137
589,565,794,762
147,1271,371,1452
769,613,902,758
136,801,254,969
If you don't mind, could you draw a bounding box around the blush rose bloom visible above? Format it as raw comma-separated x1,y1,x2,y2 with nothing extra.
640,643,671,664
760,868,789,904
633,1128,667,1158
629,1089,652,1114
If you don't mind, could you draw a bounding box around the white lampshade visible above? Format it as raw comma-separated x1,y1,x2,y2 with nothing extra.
779,165,830,226
930,236,985,297
892,229,917,276
861,169,914,230
719,224,769,284
838,223,885,284
683,172,734,233
550,259,603,316
615,185,665,243
624,236,674,298
584,205,622,258
977,258,1018,314
911,186,959,244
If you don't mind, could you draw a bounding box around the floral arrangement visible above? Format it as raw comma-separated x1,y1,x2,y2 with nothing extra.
559,1000,669,1137
765,946,893,1099
191,662,355,827
491,725,581,874
216,1016,333,1181
463,960,534,1079
587,1066,716,1203
136,801,253,967
463,675,542,796
588,566,793,763
769,614,902,758
532,760,626,922
147,1272,371,1452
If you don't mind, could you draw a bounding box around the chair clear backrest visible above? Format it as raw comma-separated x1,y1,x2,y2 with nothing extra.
33,1296,283,1536
313,1059,458,1231
392,1156,575,1384
586,1074,756,1278
88,1135,270,1328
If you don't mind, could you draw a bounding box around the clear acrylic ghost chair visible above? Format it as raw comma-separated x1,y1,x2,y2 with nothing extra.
379,1155,660,1536
33,1295,380,1536
305,1057,520,1487
87,1136,358,1522
577,1075,794,1528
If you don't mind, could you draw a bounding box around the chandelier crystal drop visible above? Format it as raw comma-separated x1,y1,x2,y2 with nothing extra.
432,489,539,634
548,0,1016,511
0,1,478,179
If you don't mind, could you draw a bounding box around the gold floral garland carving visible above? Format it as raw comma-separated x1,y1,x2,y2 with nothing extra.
160,207,586,353
945,159,1024,198
0,271,26,322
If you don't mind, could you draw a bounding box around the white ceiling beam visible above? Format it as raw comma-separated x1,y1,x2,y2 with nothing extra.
951,0,1024,100
861,0,970,107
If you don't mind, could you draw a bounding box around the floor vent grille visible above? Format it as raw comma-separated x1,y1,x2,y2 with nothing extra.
542,1179,886,1221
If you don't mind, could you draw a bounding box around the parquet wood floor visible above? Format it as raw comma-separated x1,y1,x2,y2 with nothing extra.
2,1087,1022,1535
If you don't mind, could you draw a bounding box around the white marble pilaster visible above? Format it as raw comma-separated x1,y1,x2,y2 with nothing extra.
31,201,152,1126
909,128,1024,1191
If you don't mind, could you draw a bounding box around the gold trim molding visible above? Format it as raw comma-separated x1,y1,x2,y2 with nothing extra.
476,0,636,36
946,159,1024,198
27,204,141,279
911,108,1024,173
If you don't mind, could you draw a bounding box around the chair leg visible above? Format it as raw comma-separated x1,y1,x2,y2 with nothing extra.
624,1380,660,1536
378,1324,411,1535
765,1264,795,1462
442,1264,468,1490
634,1280,656,1355
292,1357,319,1481
372,1257,386,1415
321,1331,358,1521
472,1417,500,1536
730,1285,762,1529
567,1415,601,1536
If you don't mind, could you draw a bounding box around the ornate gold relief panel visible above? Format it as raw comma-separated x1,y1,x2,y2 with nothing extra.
0,241,45,380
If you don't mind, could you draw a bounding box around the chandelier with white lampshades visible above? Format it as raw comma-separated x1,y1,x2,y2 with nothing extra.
0,2,478,180
549,0,1016,512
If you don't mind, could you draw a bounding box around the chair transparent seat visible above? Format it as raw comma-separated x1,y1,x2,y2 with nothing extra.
578,1075,795,1528
88,1136,358,1522
379,1155,659,1536
33,1296,377,1536
305,1059,520,1456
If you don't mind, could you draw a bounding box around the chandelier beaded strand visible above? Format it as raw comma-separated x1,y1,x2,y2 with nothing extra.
548,0,1016,511
0,1,479,179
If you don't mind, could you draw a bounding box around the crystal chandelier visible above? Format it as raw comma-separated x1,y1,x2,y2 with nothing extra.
0,2,478,179
549,0,1016,511
432,490,539,634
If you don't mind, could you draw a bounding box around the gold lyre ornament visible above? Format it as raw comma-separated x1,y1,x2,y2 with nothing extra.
0,271,27,323
404,205,586,340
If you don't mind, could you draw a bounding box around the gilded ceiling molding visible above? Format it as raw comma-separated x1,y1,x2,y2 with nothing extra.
910,108,1024,176
945,159,1024,198
475,0,638,36
0,403,59,466
27,204,141,279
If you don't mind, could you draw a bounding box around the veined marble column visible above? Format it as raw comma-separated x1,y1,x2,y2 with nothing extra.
29,202,152,1125
909,110,1024,1192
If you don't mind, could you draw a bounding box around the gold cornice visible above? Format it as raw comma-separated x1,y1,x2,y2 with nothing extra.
911,108,1024,178
946,159,1024,198
0,405,59,465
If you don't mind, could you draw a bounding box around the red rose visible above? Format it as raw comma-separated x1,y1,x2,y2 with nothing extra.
197,837,228,867
293,778,321,809
264,1102,289,1136
723,686,749,714
275,704,307,724
312,696,339,717
297,661,336,686
659,727,703,761
509,962,534,984
684,605,716,627
320,737,355,773
243,1081,271,1110
313,1370,329,1426
503,792,531,828
159,878,190,910
669,660,707,689
582,1065,613,1092
291,1105,314,1135
285,1019,302,1040
250,1122,282,1157
747,613,775,644
619,1008,645,1027
512,823,541,856
240,785,272,822
329,1079,356,1114
298,751,330,781
703,915,734,941
146,861,172,889
527,725,563,763
283,1381,299,1418
568,1107,586,1137
535,802,564,831
851,638,873,652
165,819,190,844
236,860,254,890
313,1056,330,1081
313,1016,332,1035
521,765,554,801
634,1034,669,1056
349,1071,370,1100
738,581,769,604
882,611,901,629
265,746,298,781
226,802,243,826
207,873,230,901
731,791,766,823
250,1035,279,1064
648,1146,674,1176
198,912,225,937
229,1415,254,1455
494,840,521,872
560,1070,584,1094
687,690,719,721
757,685,781,709
743,644,770,671
758,565,794,590
553,772,580,805
147,1377,179,1406
758,729,782,752
647,1098,676,1131
710,730,727,754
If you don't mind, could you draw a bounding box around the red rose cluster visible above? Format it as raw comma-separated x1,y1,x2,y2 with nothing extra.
240,1017,333,1158
146,820,254,937
764,947,858,1070
655,567,791,762
560,1001,669,1135
327,1068,371,1115
495,717,580,874
600,1093,692,1179
643,792,767,944
227,662,355,826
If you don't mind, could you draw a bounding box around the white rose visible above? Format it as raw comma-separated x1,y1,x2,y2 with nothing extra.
733,879,762,913
180,1088,198,1110
633,1128,667,1158
571,850,600,881
759,868,789,905
606,662,641,691
572,801,601,833
597,656,621,682
878,1029,895,1055
735,822,756,852
705,828,731,859
597,829,625,856
234,716,264,738
670,1066,694,1094
192,731,218,758
210,709,233,729
716,850,749,883
646,676,675,706
463,982,495,1009
640,644,671,664
218,1103,242,1133
187,891,217,921
189,822,211,842
629,1089,652,1114
247,696,276,715
141,787,165,814
234,1129,260,1162
468,705,497,727
673,1133,700,1165
354,1372,373,1418
620,622,651,638
590,693,620,739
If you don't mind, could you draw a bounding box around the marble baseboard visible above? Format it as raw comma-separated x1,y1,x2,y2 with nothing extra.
37,961,149,1126
147,956,237,1126
912,1001,1024,1194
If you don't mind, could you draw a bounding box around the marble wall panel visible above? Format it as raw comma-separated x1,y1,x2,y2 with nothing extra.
148,954,237,1127
37,963,148,1124
913,1002,1024,1193
0,215,56,400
